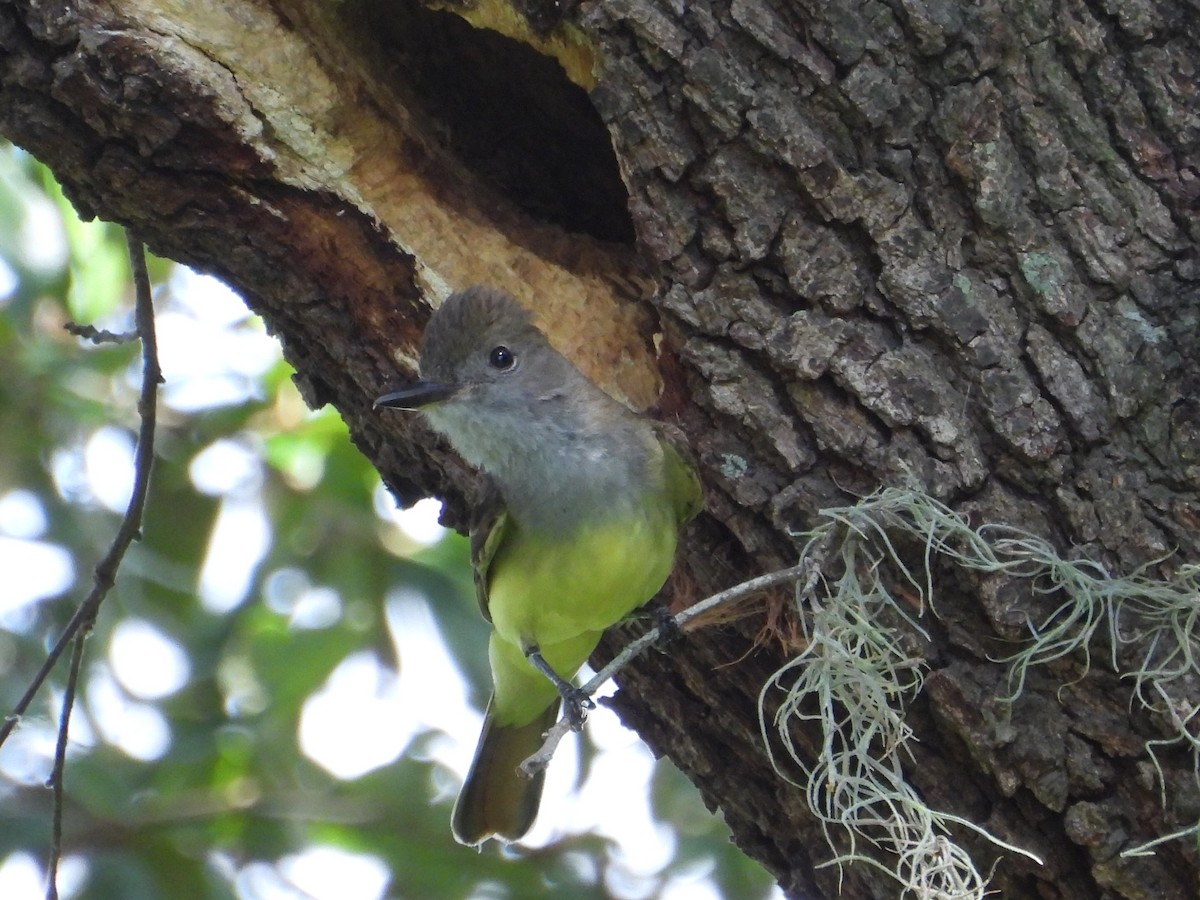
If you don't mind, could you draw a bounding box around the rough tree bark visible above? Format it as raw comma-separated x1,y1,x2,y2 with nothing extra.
2,0,1197,897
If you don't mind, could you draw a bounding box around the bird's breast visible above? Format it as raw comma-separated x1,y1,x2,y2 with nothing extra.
486,503,678,649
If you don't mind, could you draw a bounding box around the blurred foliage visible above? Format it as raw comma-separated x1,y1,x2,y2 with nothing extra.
0,144,778,900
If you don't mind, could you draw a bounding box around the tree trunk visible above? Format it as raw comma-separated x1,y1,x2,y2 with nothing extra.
2,0,1197,896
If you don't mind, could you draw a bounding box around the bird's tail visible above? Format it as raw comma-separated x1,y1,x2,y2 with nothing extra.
451,697,560,846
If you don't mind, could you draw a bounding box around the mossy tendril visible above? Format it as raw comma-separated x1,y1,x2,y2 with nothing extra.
760,486,1199,895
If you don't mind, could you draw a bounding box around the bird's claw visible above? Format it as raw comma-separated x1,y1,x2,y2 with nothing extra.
561,686,595,730
650,602,684,648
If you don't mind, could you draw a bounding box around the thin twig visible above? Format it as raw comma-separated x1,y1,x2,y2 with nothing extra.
37,239,160,899
45,634,86,900
0,239,161,751
519,561,818,776
64,322,138,344
0,237,159,897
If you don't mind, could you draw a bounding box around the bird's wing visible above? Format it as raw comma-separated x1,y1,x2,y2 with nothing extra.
468,477,507,623
653,421,703,526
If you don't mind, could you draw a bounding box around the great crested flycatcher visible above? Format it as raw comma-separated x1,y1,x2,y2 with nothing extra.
375,286,701,846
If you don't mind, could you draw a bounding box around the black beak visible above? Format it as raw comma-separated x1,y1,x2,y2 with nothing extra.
374,381,457,410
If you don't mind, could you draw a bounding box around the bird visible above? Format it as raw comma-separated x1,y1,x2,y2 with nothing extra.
375,286,701,846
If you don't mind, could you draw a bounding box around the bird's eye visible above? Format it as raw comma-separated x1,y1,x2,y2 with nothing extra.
489,345,515,370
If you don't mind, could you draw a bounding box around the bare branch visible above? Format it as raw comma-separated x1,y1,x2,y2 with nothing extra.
0,237,160,897
35,238,162,898
45,635,86,900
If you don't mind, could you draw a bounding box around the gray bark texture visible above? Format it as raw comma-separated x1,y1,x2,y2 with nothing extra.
2,0,1198,896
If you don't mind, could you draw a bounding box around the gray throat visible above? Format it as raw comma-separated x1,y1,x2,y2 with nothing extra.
425,392,658,533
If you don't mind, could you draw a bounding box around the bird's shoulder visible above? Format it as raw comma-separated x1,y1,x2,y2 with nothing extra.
650,420,703,526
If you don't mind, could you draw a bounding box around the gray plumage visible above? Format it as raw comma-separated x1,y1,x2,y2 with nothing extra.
417,287,670,533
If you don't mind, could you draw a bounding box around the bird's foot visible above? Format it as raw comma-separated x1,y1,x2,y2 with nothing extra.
525,646,594,729
560,685,595,730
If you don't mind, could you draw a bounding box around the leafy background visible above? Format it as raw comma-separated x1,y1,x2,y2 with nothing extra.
0,143,779,900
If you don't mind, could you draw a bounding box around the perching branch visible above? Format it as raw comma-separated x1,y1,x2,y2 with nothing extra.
519,558,823,777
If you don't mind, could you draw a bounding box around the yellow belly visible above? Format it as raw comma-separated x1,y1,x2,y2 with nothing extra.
485,507,678,726
487,506,678,649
